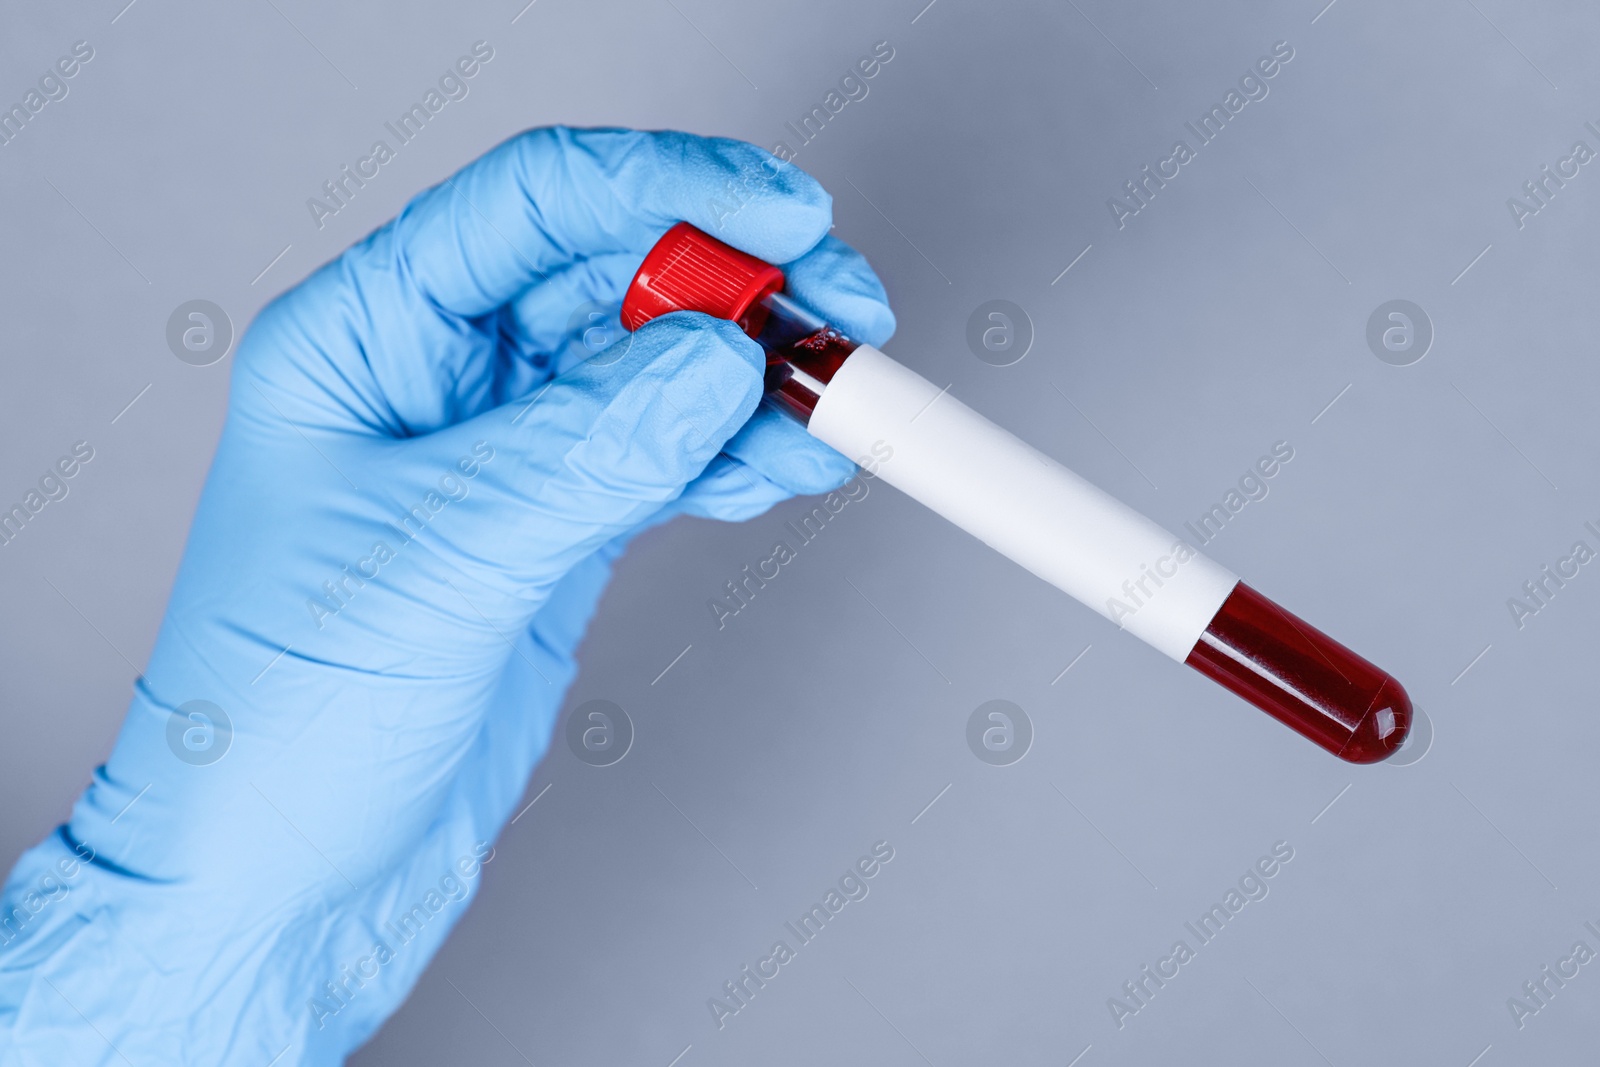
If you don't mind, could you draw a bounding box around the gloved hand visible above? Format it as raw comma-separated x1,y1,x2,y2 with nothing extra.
0,127,894,1065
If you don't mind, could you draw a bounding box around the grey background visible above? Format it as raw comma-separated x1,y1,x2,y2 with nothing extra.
2,0,1597,1063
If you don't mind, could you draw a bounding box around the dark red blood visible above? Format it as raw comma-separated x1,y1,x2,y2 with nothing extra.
763,328,859,423
1186,582,1412,764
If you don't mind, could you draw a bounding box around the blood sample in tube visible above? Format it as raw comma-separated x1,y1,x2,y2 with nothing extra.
621,223,1412,763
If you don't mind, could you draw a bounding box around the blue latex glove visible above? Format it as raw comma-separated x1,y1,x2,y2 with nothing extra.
0,127,894,1065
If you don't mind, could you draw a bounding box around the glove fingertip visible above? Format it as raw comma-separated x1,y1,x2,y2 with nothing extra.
829,294,897,349
629,312,767,440
774,446,857,496
672,455,794,523
779,235,897,347
687,139,832,264
720,408,860,496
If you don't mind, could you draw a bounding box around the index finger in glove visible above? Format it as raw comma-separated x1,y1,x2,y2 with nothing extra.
391,126,832,318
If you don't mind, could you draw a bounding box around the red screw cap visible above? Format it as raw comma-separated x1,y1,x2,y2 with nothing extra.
621,222,785,337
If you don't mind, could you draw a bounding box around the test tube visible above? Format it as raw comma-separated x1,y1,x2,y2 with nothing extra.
621,223,1412,763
